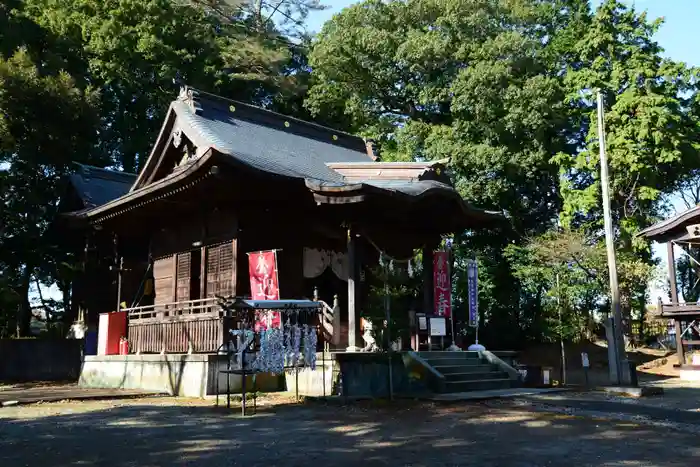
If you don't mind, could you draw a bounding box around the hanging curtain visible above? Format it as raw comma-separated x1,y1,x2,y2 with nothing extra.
303,248,349,281
303,248,329,279
330,251,349,281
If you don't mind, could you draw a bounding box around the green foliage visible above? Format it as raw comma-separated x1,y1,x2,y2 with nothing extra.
505,230,653,341
0,8,100,335
308,0,586,234
0,0,308,335
363,256,422,350
22,0,297,172
557,1,700,247
307,0,697,347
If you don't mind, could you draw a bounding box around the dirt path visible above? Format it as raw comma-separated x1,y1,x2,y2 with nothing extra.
0,397,696,466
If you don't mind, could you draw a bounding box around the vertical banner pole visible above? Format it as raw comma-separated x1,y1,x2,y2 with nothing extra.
273,249,280,298
447,240,460,351
467,259,484,351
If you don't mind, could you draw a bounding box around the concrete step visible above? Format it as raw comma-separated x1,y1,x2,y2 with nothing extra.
433,364,497,374
419,351,480,360
444,371,508,382
440,378,512,393
424,358,484,367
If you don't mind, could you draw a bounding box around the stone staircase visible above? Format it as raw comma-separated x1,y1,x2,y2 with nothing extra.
418,351,517,393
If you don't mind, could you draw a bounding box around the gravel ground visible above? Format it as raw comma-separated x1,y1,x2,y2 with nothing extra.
1,397,698,467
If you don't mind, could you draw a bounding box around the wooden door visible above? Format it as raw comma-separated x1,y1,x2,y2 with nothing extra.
154,256,174,305
175,252,191,302
206,242,236,298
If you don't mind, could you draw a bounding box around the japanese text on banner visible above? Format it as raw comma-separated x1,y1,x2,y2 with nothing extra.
467,260,478,327
433,251,451,317
248,250,281,330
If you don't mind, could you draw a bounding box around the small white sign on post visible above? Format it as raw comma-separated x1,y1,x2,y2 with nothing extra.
430,317,447,337
418,316,428,331
581,352,590,368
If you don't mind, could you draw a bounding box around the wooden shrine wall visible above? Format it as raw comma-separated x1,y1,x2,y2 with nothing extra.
153,255,175,305
205,241,236,298
149,212,239,304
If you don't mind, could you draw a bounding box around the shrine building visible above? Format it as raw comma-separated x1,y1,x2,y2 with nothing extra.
58,87,515,397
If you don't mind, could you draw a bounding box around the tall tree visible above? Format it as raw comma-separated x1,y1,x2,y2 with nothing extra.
1,0,308,333
556,0,700,321
22,0,297,172
306,0,590,345
1,2,100,335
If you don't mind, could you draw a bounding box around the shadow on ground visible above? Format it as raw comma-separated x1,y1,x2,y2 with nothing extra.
0,398,698,466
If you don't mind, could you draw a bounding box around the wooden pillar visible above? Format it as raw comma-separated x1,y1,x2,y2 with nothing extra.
347,228,358,350
668,242,679,304
422,244,434,315
199,247,206,300
675,319,685,366
667,242,685,366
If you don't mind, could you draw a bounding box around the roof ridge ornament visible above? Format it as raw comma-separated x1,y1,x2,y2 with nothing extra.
177,85,203,115
364,138,379,161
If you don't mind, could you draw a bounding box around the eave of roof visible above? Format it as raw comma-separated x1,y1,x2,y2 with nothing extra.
638,205,700,241
306,178,505,224
63,150,215,221
69,163,136,208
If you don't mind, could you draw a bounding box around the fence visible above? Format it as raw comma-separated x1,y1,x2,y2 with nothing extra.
0,339,82,382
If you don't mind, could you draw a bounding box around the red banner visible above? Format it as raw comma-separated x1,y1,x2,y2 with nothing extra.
248,250,281,329
433,251,451,317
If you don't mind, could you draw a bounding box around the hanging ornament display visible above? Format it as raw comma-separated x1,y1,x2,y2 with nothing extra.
284,321,293,366
303,325,317,370
291,324,302,366
267,327,284,374
252,329,270,372
227,305,322,376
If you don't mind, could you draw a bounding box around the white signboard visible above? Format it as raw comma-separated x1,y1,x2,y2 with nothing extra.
581,352,590,368
430,317,447,337
418,316,428,331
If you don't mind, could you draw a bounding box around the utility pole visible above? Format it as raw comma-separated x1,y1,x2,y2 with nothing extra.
597,91,630,385
556,273,566,386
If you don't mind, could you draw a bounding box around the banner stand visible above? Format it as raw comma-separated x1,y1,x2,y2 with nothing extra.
466,259,485,351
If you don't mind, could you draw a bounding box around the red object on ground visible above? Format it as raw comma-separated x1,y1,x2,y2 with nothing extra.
119,338,129,355
97,311,128,355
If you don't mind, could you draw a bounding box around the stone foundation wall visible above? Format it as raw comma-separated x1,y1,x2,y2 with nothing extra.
79,354,282,397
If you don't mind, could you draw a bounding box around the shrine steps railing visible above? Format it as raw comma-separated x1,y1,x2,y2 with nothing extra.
317,296,341,348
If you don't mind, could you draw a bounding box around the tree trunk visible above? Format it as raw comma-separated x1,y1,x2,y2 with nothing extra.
14,269,32,337
60,281,75,330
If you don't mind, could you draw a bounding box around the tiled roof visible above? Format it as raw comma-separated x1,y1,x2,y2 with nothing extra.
170,89,372,184
76,87,505,224
69,164,135,208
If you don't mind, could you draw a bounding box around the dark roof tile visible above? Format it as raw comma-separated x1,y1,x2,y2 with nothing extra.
70,164,136,208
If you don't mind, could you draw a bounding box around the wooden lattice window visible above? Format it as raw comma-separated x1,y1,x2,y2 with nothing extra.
175,252,191,302
206,242,235,298
154,256,174,305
